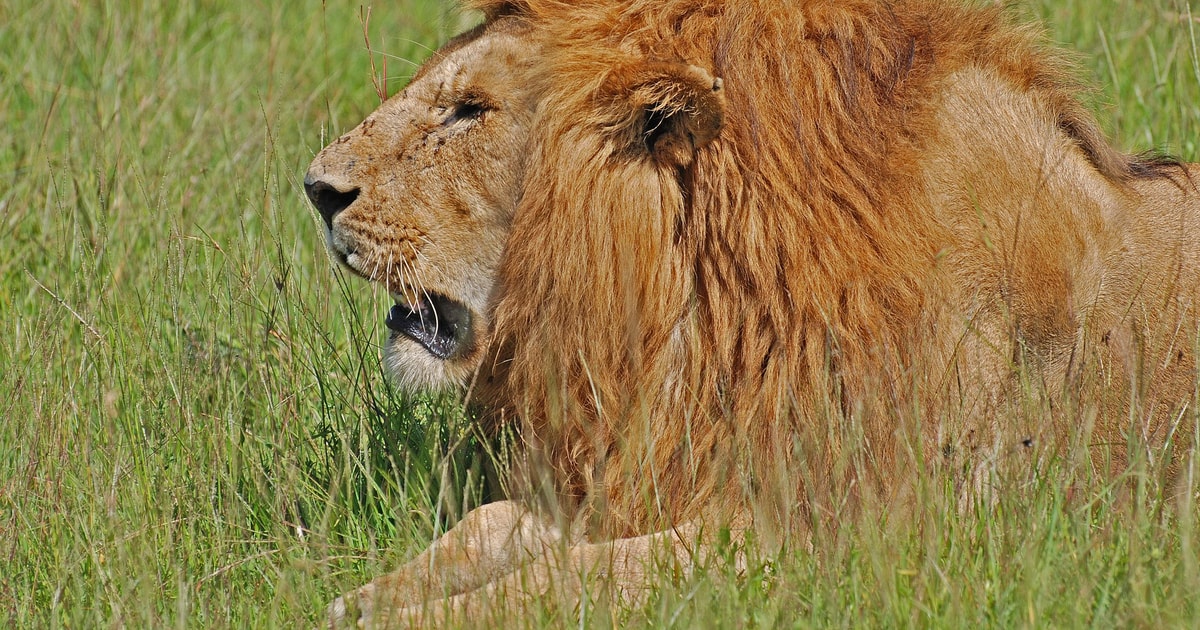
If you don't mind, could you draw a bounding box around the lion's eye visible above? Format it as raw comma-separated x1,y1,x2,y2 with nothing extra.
443,101,489,126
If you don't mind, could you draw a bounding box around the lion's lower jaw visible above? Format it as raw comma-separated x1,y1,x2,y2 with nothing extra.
383,338,472,393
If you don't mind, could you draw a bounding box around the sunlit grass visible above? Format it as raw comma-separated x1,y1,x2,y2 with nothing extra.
1,0,1198,627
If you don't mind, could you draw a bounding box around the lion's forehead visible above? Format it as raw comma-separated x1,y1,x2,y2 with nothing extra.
409,29,530,100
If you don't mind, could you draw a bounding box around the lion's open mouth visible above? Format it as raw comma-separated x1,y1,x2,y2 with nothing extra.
386,292,472,360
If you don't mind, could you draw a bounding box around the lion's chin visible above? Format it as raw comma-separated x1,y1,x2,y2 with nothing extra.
382,335,473,393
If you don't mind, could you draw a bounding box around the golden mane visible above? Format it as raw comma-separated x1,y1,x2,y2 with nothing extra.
475,0,1192,535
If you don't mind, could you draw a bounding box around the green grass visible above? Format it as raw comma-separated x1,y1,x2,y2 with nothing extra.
2,0,1199,627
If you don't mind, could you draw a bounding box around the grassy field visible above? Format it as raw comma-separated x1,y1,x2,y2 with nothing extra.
2,0,1199,627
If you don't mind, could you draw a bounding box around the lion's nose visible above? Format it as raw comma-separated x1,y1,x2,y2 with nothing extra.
304,173,360,229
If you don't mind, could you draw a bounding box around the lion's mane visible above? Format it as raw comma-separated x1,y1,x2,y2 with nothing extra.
469,0,1189,537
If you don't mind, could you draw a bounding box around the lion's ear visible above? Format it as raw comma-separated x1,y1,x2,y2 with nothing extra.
602,60,726,167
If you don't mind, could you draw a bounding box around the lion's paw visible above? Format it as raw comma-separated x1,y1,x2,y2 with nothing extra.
325,583,378,629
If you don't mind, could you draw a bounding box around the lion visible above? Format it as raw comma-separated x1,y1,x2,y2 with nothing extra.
305,0,1200,625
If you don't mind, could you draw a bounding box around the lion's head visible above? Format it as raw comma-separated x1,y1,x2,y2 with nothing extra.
305,7,726,402
304,16,539,391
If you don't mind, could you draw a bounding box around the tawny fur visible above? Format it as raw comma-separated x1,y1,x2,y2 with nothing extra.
307,0,1200,625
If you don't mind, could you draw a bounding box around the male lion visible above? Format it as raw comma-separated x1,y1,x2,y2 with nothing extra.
305,0,1200,625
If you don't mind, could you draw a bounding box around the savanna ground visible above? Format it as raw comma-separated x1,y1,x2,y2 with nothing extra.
3,0,1200,627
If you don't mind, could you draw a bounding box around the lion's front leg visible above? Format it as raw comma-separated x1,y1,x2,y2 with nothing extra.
326,500,571,629
384,519,730,628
